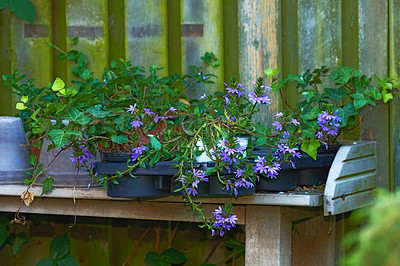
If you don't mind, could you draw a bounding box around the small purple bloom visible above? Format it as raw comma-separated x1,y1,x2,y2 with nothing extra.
143,108,154,116
130,117,143,128
200,94,207,100
127,104,137,114
131,146,147,161
70,146,94,169
273,121,282,131
168,107,177,113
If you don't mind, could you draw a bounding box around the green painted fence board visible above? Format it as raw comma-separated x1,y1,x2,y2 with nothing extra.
389,0,400,189
297,0,341,72
10,0,52,89
0,8,13,115
66,0,108,82
125,0,168,74
358,0,390,189
181,0,224,98
238,0,282,126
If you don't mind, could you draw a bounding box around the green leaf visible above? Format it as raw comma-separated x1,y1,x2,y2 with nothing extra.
41,176,54,195
87,105,111,118
50,234,71,260
144,251,169,266
8,0,35,23
65,107,91,125
52,77,65,92
21,95,28,103
330,67,360,85
149,135,161,151
0,215,9,227
56,255,80,266
325,87,347,100
0,227,7,248
48,129,69,148
301,139,321,160
160,248,187,264
111,134,129,144
36,258,55,266
264,67,280,78
382,90,393,103
0,0,8,9
16,102,27,110
8,232,28,256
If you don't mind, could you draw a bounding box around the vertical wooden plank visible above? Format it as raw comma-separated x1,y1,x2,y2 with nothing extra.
108,0,125,62
0,8,13,115
66,0,108,81
52,0,67,81
297,0,341,72
389,0,400,189
167,0,182,76
238,0,281,126
292,215,336,266
181,0,224,98
223,0,239,80
10,0,52,88
125,0,168,74
358,0,390,189
341,0,359,69
281,0,299,109
245,206,292,266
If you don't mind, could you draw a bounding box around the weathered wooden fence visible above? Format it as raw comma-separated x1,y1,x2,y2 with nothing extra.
0,0,398,188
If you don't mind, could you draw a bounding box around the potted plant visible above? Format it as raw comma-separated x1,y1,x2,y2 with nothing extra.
4,44,398,236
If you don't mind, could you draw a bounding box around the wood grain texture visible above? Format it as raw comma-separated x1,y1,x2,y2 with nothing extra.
125,0,168,75
292,215,336,266
66,0,108,81
297,0,341,72
324,142,377,215
181,0,224,98
238,0,281,126
10,0,52,88
245,206,292,265
358,0,390,189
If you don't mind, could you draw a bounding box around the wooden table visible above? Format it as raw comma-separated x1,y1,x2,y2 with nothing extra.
0,141,377,265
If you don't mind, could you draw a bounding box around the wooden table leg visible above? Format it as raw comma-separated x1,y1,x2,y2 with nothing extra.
245,206,292,266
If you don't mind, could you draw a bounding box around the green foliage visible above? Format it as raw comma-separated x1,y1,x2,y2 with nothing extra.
0,215,28,256
37,234,79,266
341,189,400,266
0,0,35,23
144,248,187,266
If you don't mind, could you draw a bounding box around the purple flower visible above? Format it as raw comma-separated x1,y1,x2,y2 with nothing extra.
248,91,271,105
70,146,94,169
180,169,208,197
200,94,207,100
168,107,177,113
211,206,238,237
143,108,154,116
127,104,137,114
291,118,300,125
130,117,143,128
317,110,341,138
275,112,284,118
131,146,147,161
282,131,290,138
273,121,282,131
202,76,207,81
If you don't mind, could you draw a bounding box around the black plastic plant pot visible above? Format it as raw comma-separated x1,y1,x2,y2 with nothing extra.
107,175,171,198
209,175,255,197
170,177,210,197
256,170,298,192
297,166,330,186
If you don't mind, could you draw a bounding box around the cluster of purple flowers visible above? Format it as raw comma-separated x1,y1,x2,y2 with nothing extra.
131,146,147,161
248,82,272,105
217,138,246,165
224,83,245,98
179,169,209,196
272,112,300,139
70,146,94,169
211,206,238,237
253,156,281,179
316,110,342,139
127,105,177,128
